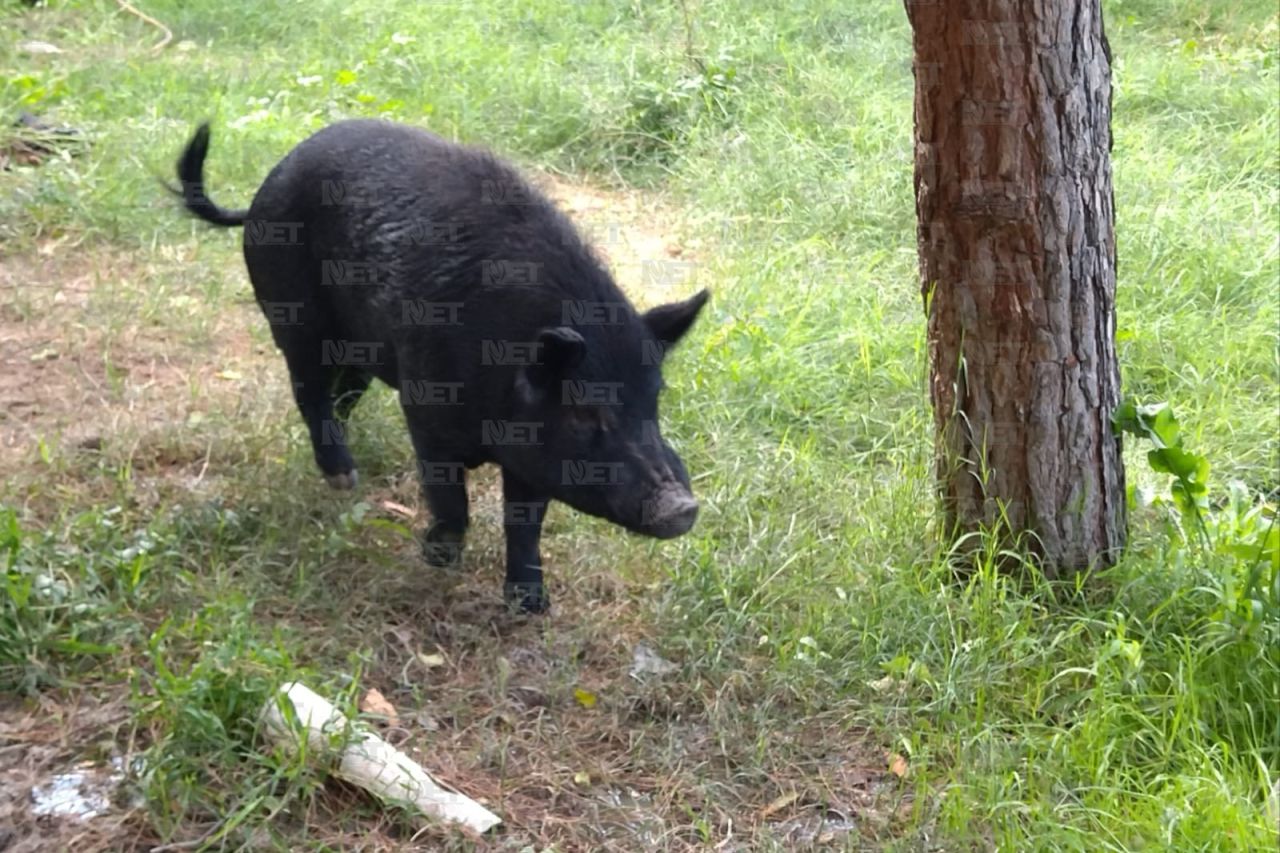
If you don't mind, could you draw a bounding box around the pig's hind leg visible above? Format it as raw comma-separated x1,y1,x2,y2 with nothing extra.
248,249,360,490
279,341,361,490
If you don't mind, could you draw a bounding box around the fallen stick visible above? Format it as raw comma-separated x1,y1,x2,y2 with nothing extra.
260,681,501,834
113,0,173,53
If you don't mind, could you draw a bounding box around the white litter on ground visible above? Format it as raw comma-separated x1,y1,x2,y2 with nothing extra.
629,643,679,680
30,760,126,820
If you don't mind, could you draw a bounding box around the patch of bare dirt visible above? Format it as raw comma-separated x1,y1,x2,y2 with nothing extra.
0,689,145,853
227,511,908,851
0,242,278,479
307,610,909,852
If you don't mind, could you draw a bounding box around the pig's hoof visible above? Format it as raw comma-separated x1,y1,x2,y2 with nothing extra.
423,523,465,568
504,582,550,614
325,470,359,490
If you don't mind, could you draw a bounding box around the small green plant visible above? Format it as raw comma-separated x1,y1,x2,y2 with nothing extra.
1113,399,1279,633
1112,399,1212,541
622,49,740,164
0,507,125,693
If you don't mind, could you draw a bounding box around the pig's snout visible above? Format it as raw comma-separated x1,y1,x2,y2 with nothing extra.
642,488,699,539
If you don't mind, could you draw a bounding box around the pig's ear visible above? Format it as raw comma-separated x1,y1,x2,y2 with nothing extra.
537,326,587,373
642,288,709,346
517,327,586,400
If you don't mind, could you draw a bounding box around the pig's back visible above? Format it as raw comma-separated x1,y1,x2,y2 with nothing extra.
245,119,638,390
252,120,610,307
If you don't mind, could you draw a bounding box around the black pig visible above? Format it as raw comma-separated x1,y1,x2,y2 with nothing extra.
174,119,707,613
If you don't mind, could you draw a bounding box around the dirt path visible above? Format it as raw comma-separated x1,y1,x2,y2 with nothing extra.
538,175,701,308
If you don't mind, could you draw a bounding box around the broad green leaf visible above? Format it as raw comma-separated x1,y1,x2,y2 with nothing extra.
1149,405,1180,448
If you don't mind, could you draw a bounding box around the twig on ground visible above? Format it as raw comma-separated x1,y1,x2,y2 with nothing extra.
113,0,172,54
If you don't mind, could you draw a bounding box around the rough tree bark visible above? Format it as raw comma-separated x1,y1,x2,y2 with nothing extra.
904,0,1125,575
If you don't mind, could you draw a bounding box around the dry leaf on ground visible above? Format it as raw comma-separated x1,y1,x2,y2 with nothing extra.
417,651,446,669
360,689,399,725
760,790,800,819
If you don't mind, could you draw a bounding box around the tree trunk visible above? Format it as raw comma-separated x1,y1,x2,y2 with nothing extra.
904,0,1125,575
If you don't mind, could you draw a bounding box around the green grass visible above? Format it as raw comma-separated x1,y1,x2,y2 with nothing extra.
2,0,1277,849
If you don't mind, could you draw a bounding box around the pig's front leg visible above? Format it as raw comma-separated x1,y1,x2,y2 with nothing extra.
404,416,470,568
421,477,468,568
501,468,550,613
